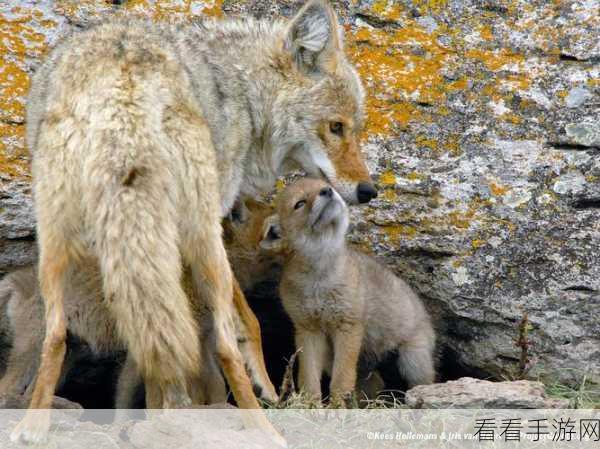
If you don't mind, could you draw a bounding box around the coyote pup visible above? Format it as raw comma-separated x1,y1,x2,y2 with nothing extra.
15,0,375,441
276,179,435,402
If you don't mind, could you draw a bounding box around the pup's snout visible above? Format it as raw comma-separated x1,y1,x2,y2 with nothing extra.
356,182,378,204
319,186,333,198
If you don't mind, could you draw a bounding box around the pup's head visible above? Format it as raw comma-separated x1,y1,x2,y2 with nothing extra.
223,198,285,291
271,0,377,205
275,178,349,255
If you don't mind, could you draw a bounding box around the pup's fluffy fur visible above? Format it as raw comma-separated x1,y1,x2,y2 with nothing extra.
276,179,435,402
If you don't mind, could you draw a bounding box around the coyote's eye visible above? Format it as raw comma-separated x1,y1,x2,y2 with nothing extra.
294,199,306,210
329,121,344,136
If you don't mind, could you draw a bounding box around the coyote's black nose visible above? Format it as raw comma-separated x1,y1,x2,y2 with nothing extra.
356,182,378,203
319,186,333,198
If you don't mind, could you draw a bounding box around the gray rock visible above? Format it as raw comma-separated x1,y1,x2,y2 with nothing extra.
565,122,600,148
565,87,593,108
0,394,83,411
405,377,570,409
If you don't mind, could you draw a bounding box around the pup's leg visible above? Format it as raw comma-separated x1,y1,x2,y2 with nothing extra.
193,340,227,405
296,328,328,401
330,325,363,404
183,231,285,446
114,353,144,421
232,278,278,403
0,330,43,397
10,242,71,444
188,327,227,405
0,287,44,396
396,340,435,388
356,371,385,401
115,354,140,409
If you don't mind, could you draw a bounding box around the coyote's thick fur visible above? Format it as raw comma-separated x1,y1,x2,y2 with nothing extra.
275,179,435,403
13,0,374,443
0,200,279,409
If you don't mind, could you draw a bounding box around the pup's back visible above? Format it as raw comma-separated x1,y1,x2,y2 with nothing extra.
353,251,435,369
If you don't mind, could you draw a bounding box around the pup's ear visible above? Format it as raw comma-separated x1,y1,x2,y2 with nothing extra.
259,214,283,251
283,0,342,74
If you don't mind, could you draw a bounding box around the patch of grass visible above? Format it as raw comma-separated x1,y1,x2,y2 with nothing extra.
545,376,600,409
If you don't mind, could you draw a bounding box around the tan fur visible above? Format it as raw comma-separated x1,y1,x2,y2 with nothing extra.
276,179,435,402
0,201,280,410
15,2,372,443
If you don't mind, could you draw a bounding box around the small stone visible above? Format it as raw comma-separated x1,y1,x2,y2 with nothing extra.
405,377,570,409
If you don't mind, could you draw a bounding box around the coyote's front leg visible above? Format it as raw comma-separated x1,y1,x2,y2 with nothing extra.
330,325,363,406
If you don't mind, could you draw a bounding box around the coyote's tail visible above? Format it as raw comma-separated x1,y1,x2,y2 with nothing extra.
92,165,200,393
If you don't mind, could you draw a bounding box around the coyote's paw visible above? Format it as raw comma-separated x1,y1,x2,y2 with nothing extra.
10,411,50,445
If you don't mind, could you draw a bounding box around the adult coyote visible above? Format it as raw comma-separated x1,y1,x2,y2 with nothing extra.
12,0,375,443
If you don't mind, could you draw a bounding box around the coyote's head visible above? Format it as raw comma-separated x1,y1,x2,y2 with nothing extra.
271,0,377,205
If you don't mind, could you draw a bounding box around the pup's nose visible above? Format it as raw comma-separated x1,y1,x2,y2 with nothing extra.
319,186,333,198
356,182,378,204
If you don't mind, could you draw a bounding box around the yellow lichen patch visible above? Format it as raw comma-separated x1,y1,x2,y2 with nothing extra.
489,181,508,196
405,171,425,181
0,8,59,180
444,136,462,156
202,0,224,18
502,73,531,91
477,24,494,41
413,0,448,15
379,169,396,186
348,22,458,136
415,135,438,151
471,239,486,249
465,48,524,72
383,224,417,243
446,211,472,229
0,123,28,178
368,0,403,22
500,112,522,124
381,188,398,202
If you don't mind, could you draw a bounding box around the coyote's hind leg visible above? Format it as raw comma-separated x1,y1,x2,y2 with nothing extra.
183,229,285,447
10,241,71,444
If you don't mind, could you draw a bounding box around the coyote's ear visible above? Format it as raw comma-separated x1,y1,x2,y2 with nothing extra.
259,215,283,251
284,0,342,74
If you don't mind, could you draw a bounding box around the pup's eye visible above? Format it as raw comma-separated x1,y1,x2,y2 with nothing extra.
329,121,344,136
294,199,306,210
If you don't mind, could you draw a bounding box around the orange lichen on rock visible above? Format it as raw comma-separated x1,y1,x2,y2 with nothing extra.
489,181,509,196
348,22,459,137
379,169,397,186
368,0,403,22
465,48,524,72
0,9,56,180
